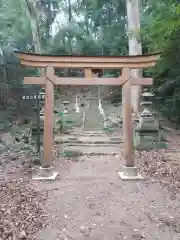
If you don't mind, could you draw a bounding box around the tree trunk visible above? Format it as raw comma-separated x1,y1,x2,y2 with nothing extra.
126,0,142,116
67,0,72,77
46,0,52,39
67,0,72,54
24,0,41,53
24,0,44,78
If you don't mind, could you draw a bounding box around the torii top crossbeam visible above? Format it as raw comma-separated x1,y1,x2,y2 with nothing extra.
15,51,160,69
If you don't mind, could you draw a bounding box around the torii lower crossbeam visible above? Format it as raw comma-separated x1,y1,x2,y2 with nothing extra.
24,76,153,86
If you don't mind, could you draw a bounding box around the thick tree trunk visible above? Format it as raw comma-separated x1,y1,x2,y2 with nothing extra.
24,0,44,78
24,0,41,53
126,0,142,116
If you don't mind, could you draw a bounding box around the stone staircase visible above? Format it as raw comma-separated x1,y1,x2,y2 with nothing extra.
53,86,123,156
83,100,103,131
54,130,123,156
83,86,104,131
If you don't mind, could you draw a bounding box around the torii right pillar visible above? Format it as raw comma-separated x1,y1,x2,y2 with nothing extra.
119,67,153,180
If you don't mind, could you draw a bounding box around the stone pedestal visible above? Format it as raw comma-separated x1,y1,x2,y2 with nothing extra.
119,166,144,180
32,166,58,180
134,127,161,150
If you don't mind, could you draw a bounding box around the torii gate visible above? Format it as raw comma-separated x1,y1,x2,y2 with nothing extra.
15,52,160,180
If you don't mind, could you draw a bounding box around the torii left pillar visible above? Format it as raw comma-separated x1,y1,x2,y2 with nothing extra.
33,66,58,180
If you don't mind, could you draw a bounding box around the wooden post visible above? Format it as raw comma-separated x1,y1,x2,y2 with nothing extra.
119,67,143,180
85,68,92,78
33,66,58,180
122,67,134,167
43,66,54,167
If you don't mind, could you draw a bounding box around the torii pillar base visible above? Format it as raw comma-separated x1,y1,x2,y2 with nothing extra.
32,166,58,181
118,166,144,180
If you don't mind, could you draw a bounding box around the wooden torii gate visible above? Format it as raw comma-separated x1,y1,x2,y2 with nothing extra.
15,52,160,180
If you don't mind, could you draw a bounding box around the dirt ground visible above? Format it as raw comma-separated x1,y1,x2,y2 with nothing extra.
2,131,180,239
33,153,180,240
2,91,180,239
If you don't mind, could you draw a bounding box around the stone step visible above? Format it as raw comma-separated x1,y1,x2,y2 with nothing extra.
84,127,103,131
68,132,107,136
81,132,106,136
55,140,123,144
58,145,122,156
54,135,123,144
55,140,122,144
84,123,103,128
63,143,122,147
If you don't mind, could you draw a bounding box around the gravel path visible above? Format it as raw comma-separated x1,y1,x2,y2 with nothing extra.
34,155,180,240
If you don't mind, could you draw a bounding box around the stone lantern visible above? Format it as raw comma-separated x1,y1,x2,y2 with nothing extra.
134,90,161,149
62,101,70,114
138,92,159,130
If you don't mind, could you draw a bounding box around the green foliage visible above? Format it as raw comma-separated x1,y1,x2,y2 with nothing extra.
111,92,122,104
0,0,180,121
139,0,180,122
